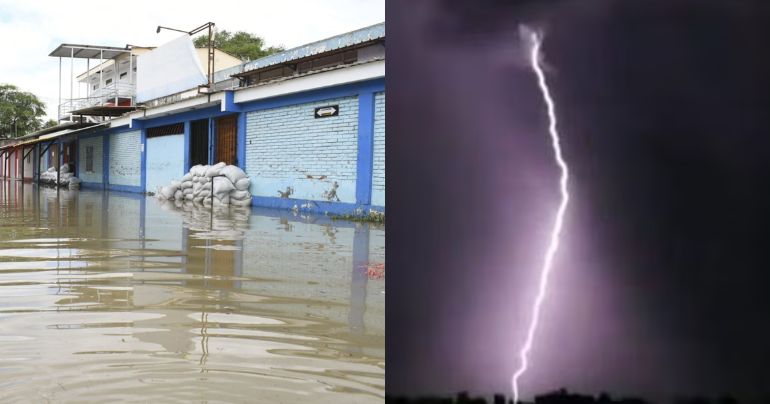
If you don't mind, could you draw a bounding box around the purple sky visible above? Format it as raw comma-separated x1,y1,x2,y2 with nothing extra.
387,0,770,401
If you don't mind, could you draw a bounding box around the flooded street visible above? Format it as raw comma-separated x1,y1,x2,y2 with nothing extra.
0,181,384,403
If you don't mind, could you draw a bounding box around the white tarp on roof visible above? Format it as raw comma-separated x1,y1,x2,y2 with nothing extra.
136,35,207,103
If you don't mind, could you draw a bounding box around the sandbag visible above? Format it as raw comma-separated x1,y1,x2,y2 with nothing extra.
190,165,205,176
231,198,251,207
234,177,250,191
160,186,174,199
213,176,235,197
204,165,223,177
220,165,247,184
155,162,251,208
230,190,250,200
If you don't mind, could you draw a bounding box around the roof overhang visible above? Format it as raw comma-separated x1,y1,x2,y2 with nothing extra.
10,122,80,141
49,44,131,59
70,105,138,117
0,122,108,150
132,96,222,122
36,123,109,143
233,59,384,104
231,39,383,80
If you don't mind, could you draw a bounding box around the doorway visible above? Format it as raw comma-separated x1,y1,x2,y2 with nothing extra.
190,119,209,167
215,115,237,166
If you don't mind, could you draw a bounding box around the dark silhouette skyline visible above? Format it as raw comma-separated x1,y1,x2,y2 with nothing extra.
388,389,754,404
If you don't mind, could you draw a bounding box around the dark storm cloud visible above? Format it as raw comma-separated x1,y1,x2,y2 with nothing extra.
388,0,770,401
423,0,565,42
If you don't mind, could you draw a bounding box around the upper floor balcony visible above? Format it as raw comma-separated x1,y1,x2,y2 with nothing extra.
59,81,136,119
50,43,141,121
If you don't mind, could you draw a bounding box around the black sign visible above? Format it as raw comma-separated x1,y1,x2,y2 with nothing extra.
314,105,339,118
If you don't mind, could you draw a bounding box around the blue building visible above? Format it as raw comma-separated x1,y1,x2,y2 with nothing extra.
0,23,385,217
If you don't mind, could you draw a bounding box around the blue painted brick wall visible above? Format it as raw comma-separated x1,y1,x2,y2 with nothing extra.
245,96,359,203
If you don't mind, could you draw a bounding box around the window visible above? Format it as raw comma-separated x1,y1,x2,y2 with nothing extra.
146,122,184,138
85,146,94,172
119,72,127,79
105,78,113,85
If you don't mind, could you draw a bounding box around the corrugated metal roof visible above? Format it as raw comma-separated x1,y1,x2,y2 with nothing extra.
0,123,108,150
237,57,384,90
49,44,130,59
240,22,384,74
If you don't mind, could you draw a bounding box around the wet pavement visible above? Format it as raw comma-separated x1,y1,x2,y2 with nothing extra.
0,181,384,403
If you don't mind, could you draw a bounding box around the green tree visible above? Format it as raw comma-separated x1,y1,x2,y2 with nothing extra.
42,119,58,129
194,30,284,61
0,84,47,138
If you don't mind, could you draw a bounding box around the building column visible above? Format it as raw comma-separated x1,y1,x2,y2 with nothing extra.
237,112,246,168
183,120,191,172
208,118,215,165
140,129,147,193
103,134,110,187
355,91,376,207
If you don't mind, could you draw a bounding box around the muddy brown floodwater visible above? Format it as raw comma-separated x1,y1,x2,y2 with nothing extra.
0,181,384,403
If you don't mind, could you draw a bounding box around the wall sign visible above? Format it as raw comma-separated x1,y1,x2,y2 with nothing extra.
314,105,339,118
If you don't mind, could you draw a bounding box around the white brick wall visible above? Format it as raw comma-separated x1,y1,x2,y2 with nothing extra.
245,96,359,203
371,92,385,206
109,130,141,187
78,136,103,184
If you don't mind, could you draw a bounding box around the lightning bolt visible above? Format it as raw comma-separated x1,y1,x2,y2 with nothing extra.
512,31,570,403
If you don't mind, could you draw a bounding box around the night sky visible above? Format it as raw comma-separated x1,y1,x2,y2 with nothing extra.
387,0,770,401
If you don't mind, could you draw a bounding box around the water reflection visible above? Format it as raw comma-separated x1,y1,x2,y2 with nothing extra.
0,180,384,402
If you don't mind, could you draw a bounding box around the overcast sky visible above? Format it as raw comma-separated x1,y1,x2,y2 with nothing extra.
0,0,385,120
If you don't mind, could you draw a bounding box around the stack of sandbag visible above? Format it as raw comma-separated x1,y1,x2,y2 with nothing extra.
39,164,80,187
156,162,251,207
40,167,57,183
59,164,75,185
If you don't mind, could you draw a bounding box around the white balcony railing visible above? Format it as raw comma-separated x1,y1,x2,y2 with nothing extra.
58,82,135,118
